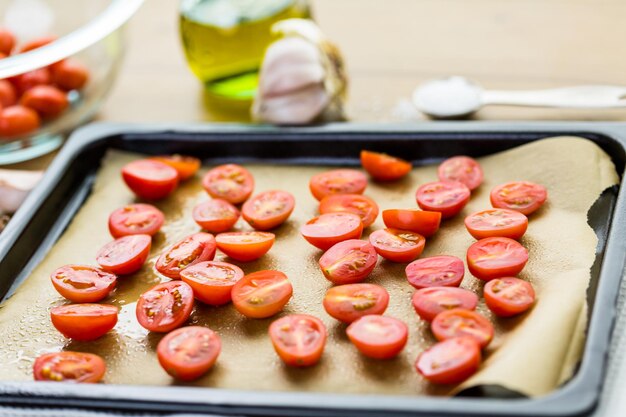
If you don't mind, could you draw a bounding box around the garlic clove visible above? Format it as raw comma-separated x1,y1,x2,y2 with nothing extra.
256,83,329,125
0,169,43,214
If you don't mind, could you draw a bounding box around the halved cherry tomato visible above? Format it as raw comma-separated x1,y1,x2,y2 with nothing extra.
467,237,528,281
19,36,56,53
412,287,478,322
0,80,17,107
438,156,483,191
157,326,221,381
300,212,363,250
50,265,117,303
33,351,105,383
180,261,244,305
202,164,254,204
405,255,465,289
346,315,408,359
369,228,425,263
136,281,194,332
121,159,179,200
416,337,481,384
484,277,535,317
215,231,274,261
416,181,471,219
96,234,151,275
231,270,293,318
192,199,240,233
360,150,411,181
309,169,367,201
50,59,89,91
108,203,164,238
490,181,547,216
0,29,15,55
270,314,327,367
319,194,379,228
382,209,441,237
464,208,528,240
431,308,494,349
50,304,118,341
11,68,51,95
318,239,378,284
20,85,68,118
242,190,295,230
155,232,216,279
151,155,200,181
323,283,389,323
0,105,40,137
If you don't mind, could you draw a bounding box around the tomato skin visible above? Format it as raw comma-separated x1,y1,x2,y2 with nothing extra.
300,212,363,251
155,232,217,279
0,105,40,137
202,164,254,204
431,309,494,349
136,281,195,332
405,255,465,289
50,59,89,91
323,283,389,323
319,194,379,228
269,314,327,367
369,228,425,263
242,190,295,230
464,209,528,240
484,277,535,317
157,326,221,381
33,351,106,383
309,169,367,201
50,264,117,303
416,181,471,219
151,155,200,181
346,315,408,359
467,237,528,281
108,203,164,238
11,68,51,95
0,80,17,107
360,150,411,181
0,29,15,55
96,234,151,275
231,270,293,319
122,159,179,200
180,261,244,305
318,239,378,284
412,287,478,322
438,156,484,191
193,199,240,233
50,304,118,341
382,209,441,238
490,181,548,216
215,231,275,261
416,337,481,385
19,36,56,53
20,85,68,118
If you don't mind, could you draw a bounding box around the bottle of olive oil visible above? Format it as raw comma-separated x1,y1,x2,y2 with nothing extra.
180,0,311,102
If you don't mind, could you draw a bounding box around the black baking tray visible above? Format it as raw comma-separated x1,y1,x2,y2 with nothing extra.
1,122,626,417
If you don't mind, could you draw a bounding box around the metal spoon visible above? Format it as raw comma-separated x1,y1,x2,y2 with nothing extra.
412,76,626,119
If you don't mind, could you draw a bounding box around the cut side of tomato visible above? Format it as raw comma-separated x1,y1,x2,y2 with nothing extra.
155,232,216,279
318,239,378,284
369,228,425,263
33,351,106,383
346,315,408,360
416,337,481,385
202,164,254,204
269,314,327,367
431,308,494,349
490,181,547,216
484,277,535,317
381,209,441,237
360,150,411,181
319,194,379,228
136,281,194,332
215,231,275,261
96,234,151,275
416,181,471,219
412,287,478,322
464,209,528,240
151,155,200,181
231,270,293,319
108,203,164,238
50,304,118,341
121,159,179,200
242,190,295,230
180,261,244,306
467,237,528,281
438,156,483,191
50,265,116,303
309,169,367,201
157,326,221,381
405,255,465,289
192,199,240,233
323,283,389,323
300,212,363,251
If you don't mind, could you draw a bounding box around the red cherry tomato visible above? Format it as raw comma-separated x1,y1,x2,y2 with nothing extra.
382,209,441,237
192,199,240,233
151,155,200,181
360,150,411,181
405,255,465,289
484,277,535,317
416,337,481,385
309,169,367,201
108,203,164,238
215,231,274,261
136,281,194,332
202,164,254,204
10,68,51,95
231,270,293,319
19,36,56,53
431,309,494,349
121,159,179,200
369,228,425,263
96,234,151,275
0,29,15,55
242,190,295,230
318,239,378,284
0,80,17,107
180,261,243,306
490,181,548,216
157,326,221,381
269,314,327,367
50,304,118,341
416,181,471,219
50,264,116,303
467,237,528,281
412,287,478,322
323,283,389,323
50,59,89,91
33,351,106,383
0,105,40,137
20,85,68,118
155,232,216,279
464,209,528,240
346,315,408,359
319,194,379,228
438,156,483,191
300,212,363,251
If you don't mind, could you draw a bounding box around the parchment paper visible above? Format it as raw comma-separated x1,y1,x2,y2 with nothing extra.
0,136,619,398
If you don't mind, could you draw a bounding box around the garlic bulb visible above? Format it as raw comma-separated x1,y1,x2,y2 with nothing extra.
252,18,347,125
0,169,43,214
